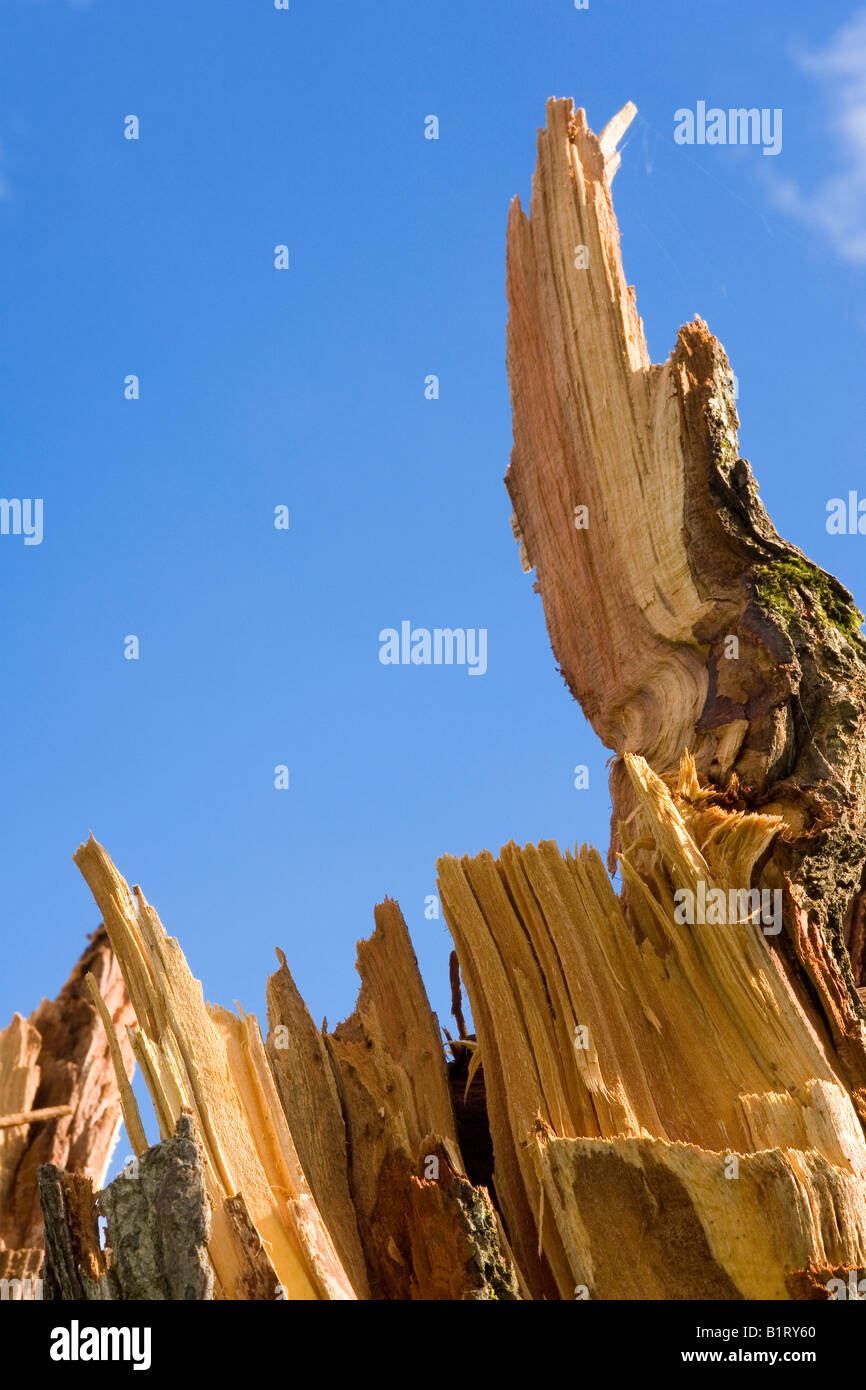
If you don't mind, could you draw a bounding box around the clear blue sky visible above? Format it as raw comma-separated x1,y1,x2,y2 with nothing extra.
2,1,865,1152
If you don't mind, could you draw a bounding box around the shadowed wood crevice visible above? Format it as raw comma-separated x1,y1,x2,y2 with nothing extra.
446,1041,495,1193
270,898,520,1299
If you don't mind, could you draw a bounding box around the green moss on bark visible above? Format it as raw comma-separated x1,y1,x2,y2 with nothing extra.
754,556,865,649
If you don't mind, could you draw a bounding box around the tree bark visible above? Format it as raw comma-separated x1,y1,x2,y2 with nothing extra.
39,1113,213,1300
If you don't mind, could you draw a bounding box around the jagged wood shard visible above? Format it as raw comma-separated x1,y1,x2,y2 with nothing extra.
71,844,518,1299
327,900,517,1299
266,948,371,1299
73,835,355,1301
0,927,135,1267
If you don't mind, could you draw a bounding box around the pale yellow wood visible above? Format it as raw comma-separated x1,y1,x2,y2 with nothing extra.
74,834,357,1300
85,973,149,1156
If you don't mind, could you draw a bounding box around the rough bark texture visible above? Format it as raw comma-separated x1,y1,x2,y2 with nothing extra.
40,1114,213,1300
38,1165,108,1301
97,1113,213,1300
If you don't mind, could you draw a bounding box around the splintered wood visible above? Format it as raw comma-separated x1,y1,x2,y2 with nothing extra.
506,99,712,775
506,99,866,808
73,841,516,1300
438,754,866,1299
0,926,135,1272
504,103,866,1048
10,98,866,1302
73,836,354,1302
65,758,866,1301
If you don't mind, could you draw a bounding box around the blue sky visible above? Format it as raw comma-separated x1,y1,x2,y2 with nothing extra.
2,0,866,1155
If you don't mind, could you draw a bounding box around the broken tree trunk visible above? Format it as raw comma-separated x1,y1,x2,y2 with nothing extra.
489,96,866,1297
11,95,866,1303
507,98,866,862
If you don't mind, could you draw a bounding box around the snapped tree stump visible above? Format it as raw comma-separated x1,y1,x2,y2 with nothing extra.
11,97,866,1302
